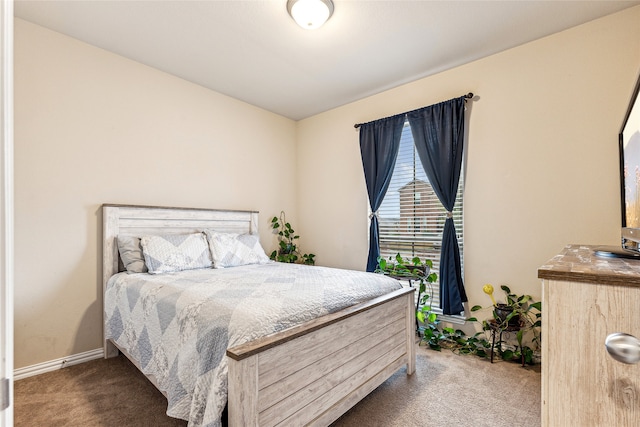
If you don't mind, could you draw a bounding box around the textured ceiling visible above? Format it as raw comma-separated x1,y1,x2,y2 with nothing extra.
14,0,640,120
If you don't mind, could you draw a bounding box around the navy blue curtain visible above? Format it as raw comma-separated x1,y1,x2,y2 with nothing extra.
407,96,467,314
359,114,405,272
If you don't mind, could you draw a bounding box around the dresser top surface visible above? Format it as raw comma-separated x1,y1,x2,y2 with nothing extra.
538,244,640,287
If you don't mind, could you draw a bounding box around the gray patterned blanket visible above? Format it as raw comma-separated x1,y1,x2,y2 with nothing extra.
104,262,401,426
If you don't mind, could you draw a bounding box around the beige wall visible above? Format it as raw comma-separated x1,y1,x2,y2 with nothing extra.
14,19,298,368
296,6,640,319
14,6,640,368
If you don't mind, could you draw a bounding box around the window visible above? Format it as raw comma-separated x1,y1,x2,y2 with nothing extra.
377,121,464,317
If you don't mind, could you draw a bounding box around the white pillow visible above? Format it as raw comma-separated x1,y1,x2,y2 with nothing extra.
117,235,148,273
140,232,212,274
204,230,270,268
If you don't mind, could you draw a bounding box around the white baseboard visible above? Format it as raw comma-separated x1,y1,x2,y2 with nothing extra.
13,348,103,381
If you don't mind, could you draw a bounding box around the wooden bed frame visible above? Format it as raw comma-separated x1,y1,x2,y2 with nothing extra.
102,204,415,426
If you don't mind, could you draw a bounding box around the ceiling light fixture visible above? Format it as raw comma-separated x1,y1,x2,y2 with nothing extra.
287,0,334,30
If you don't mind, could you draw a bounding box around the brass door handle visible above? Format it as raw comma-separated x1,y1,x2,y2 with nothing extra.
605,333,640,364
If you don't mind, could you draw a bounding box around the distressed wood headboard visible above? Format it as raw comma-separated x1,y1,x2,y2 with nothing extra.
102,204,259,284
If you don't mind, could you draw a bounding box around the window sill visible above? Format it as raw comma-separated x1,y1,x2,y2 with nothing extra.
430,310,466,325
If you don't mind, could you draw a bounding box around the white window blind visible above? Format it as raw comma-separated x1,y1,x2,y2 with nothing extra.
377,121,464,313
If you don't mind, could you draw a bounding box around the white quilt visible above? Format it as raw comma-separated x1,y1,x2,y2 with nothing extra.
104,262,401,426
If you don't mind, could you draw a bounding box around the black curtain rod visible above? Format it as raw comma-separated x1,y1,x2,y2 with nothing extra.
353,92,475,129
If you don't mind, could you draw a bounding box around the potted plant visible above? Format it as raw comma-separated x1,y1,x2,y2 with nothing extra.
269,211,315,265
375,254,442,344
468,284,542,364
375,254,436,309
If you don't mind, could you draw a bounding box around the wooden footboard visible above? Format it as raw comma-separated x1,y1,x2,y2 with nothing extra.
226,287,415,427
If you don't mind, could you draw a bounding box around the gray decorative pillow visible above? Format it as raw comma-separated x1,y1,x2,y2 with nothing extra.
140,233,213,274
204,230,271,268
117,236,148,274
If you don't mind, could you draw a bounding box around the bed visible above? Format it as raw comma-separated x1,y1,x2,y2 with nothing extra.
102,204,415,426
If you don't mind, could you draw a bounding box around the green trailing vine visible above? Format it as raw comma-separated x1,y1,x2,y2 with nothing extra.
375,254,448,350
376,254,541,365
269,211,315,265
468,285,542,365
375,254,437,324
428,286,541,365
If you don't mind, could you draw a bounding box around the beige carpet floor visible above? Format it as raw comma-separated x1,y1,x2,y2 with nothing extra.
332,346,541,426
15,344,540,426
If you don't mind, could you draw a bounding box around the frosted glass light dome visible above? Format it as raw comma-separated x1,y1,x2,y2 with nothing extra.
287,0,334,30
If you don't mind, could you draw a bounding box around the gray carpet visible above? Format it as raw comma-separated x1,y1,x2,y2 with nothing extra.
15,344,540,426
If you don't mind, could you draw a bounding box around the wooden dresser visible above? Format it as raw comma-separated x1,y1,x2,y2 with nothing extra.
538,245,640,426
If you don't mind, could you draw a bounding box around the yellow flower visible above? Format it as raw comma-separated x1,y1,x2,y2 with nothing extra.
482,284,497,306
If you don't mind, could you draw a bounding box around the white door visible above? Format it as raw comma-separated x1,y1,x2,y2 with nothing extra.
0,0,13,425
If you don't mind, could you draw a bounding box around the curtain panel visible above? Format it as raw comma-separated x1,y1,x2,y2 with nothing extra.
358,114,405,272
407,96,468,315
